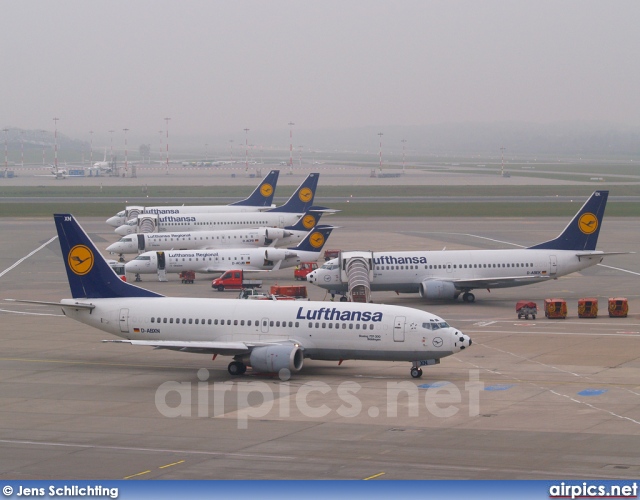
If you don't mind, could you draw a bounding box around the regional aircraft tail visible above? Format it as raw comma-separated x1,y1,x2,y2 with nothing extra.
528,191,608,251
284,206,331,232
268,173,319,213
54,214,162,299
289,224,336,254
229,169,279,207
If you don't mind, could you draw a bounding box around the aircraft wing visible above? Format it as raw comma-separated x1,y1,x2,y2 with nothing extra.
105,339,299,355
448,275,551,290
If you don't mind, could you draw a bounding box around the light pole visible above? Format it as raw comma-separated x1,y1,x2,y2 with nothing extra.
123,128,129,176
20,130,24,168
500,146,506,176
88,130,94,166
205,143,208,162
40,130,46,165
108,130,115,161
378,132,383,172
401,139,407,174
164,117,171,175
2,128,8,173
244,128,249,172
53,118,59,176
298,145,303,167
288,121,295,174
229,139,234,163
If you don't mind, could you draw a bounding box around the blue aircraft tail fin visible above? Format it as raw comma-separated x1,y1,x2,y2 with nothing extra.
284,207,328,232
290,225,336,253
54,214,163,299
229,170,279,207
268,173,319,213
528,191,608,251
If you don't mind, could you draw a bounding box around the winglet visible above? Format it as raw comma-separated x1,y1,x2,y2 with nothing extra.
229,170,279,207
268,173,319,213
54,214,163,299
528,191,608,251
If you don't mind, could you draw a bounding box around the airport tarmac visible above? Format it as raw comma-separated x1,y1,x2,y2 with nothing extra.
0,216,639,480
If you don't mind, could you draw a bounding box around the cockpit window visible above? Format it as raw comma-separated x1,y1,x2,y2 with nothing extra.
117,237,133,242
134,255,151,261
422,321,450,330
117,210,125,216
320,263,339,270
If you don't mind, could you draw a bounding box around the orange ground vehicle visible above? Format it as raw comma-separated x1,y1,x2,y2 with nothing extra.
294,262,318,281
578,298,598,318
179,271,196,284
323,249,340,261
270,285,308,299
608,297,629,318
544,298,567,319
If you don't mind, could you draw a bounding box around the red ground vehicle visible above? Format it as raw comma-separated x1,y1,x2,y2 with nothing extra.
323,249,340,261
516,301,537,320
294,262,318,281
211,270,262,291
270,285,308,299
179,271,196,284
544,298,567,319
608,297,629,318
578,298,598,318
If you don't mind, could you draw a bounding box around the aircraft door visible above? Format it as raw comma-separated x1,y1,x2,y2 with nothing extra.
446,262,453,274
261,318,270,333
157,252,166,270
137,234,145,252
549,255,557,276
119,308,129,333
393,316,406,342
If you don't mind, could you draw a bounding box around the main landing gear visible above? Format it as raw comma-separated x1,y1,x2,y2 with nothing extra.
410,367,423,379
462,292,475,303
228,361,247,375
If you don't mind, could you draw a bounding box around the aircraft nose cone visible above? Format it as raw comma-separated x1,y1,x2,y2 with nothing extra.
106,216,123,227
115,225,133,236
105,243,119,253
307,271,316,283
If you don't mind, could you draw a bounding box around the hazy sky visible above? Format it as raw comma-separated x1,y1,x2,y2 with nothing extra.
2,0,640,147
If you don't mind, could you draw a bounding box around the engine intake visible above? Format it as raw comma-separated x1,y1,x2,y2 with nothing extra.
419,280,457,300
247,345,304,373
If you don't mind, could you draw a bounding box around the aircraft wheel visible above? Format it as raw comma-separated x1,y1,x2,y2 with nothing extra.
228,361,245,376
532,315,536,320
410,367,423,379
463,292,475,303
340,296,348,302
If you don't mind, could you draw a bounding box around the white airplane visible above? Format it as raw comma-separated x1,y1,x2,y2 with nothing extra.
87,149,115,175
124,224,336,276
106,208,328,258
307,191,624,302
114,173,322,236
106,170,281,227
8,214,471,379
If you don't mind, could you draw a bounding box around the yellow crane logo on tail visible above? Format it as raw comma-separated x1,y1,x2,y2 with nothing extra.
68,245,94,275
260,183,273,197
578,213,598,235
309,231,325,249
298,187,313,203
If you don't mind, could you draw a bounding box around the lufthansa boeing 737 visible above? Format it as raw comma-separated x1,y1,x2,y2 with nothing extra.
114,173,322,235
8,214,471,379
307,191,625,302
106,170,280,227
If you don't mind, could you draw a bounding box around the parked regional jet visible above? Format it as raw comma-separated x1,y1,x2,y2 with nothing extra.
114,173,322,236
8,214,470,379
307,191,624,302
106,208,329,258
124,224,336,276
106,170,281,227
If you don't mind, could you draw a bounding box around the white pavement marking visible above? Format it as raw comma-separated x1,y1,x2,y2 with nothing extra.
0,235,58,279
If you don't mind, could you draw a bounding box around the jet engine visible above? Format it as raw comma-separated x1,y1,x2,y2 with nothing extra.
264,248,297,261
419,280,457,300
247,345,304,373
264,228,288,240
